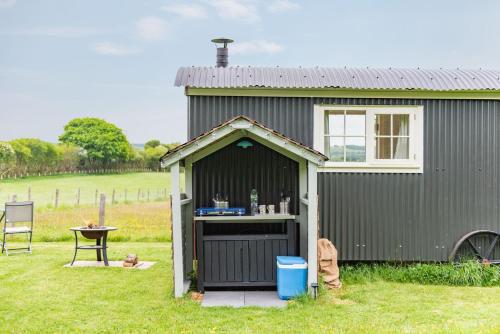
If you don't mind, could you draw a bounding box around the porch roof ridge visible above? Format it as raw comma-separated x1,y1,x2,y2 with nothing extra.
160,115,328,167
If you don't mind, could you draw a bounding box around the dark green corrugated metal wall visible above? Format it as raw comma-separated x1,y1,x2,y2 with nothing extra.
188,96,500,261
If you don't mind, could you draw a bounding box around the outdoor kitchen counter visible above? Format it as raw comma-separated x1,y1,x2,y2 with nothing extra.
194,214,296,222
195,215,297,292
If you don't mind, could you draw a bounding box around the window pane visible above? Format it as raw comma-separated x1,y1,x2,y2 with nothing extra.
326,111,344,136
376,137,391,159
326,137,344,162
393,114,409,136
393,137,409,159
376,114,391,136
346,137,366,162
345,111,365,136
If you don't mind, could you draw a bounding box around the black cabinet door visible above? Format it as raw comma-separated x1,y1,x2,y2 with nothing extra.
203,239,245,284
202,237,289,286
248,239,289,283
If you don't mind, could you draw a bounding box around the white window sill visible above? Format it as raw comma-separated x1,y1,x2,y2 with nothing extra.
319,163,423,174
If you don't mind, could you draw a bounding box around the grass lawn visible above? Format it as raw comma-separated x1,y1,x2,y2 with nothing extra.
1,242,499,334
0,172,171,206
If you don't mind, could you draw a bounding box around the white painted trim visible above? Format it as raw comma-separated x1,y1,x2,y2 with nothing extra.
162,118,325,167
171,162,185,298
298,159,308,260
307,162,318,291
184,157,194,282
318,165,422,173
247,133,303,163
189,130,306,165
180,198,192,206
314,105,424,173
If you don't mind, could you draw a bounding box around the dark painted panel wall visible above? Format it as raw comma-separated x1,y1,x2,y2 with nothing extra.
193,137,299,215
189,96,500,261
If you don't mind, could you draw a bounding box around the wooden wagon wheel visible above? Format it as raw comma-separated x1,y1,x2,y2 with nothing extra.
449,230,500,264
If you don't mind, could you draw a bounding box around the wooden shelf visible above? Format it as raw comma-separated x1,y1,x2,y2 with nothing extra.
194,214,296,222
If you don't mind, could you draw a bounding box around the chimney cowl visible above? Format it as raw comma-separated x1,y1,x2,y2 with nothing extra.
211,38,234,68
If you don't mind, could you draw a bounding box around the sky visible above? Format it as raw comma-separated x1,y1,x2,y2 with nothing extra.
1,0,500,144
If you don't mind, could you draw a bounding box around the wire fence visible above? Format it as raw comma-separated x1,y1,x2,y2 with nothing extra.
0,168,168,180
1,187,170,207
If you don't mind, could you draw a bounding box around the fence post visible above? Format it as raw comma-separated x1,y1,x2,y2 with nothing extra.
55,189,59,208
137,189,141,201
95,190,98,206
98,194,106,227
125,189,128,202
28,187,31,201
147,189,150,202
112,189,116,204
76,188,81,206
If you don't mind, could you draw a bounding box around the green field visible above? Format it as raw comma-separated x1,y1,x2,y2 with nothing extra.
26,202,170,242
0,242,499,333
0,172,171,206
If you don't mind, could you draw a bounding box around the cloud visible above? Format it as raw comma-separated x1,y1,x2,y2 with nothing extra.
92,42,141,56
268,0,300,13
0,27,102,37
0,0,16,8
232,40,284,55
208,0,260,22
162,3,208,19
135,16,169,41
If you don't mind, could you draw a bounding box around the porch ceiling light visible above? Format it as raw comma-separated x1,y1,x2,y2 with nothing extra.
236,140,253,149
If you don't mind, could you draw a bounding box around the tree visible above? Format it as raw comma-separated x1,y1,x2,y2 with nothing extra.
56,144,82,171
144,145,169,169
9,138,61,172
144,139,161,150
0,142,15,175
59,118,131,166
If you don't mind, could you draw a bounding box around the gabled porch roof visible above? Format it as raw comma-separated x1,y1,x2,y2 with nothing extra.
160,115,327,167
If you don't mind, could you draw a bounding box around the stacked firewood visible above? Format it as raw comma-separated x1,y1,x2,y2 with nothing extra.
123,254,139,267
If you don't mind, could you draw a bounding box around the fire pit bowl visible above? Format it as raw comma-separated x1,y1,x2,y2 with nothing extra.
79,228,105,239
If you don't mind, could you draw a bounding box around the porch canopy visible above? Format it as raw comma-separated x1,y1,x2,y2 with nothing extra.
161,116,327,297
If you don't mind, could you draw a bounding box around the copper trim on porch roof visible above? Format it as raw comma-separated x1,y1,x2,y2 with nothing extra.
175,66,500,91
160,115,328,163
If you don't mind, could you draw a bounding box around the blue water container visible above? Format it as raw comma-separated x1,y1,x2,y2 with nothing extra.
276,256,308,300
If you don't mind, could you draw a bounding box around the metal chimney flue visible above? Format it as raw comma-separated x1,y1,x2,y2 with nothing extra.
211,38,233,68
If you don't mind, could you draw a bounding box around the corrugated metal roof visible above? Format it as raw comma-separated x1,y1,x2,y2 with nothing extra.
175,66,500,91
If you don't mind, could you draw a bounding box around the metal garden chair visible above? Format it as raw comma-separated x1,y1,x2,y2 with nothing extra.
0,201,34,255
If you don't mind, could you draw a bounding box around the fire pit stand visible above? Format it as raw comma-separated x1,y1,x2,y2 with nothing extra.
69,227,117,266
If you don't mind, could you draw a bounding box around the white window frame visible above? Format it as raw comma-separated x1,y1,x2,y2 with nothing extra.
314,105,424,173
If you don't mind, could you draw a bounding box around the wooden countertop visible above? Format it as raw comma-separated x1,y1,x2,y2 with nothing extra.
194,214,296,222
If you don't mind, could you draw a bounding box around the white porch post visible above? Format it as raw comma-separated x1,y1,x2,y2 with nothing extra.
184,158,193,276
307,161,318,291
298,159,308,259
171,161,184,298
